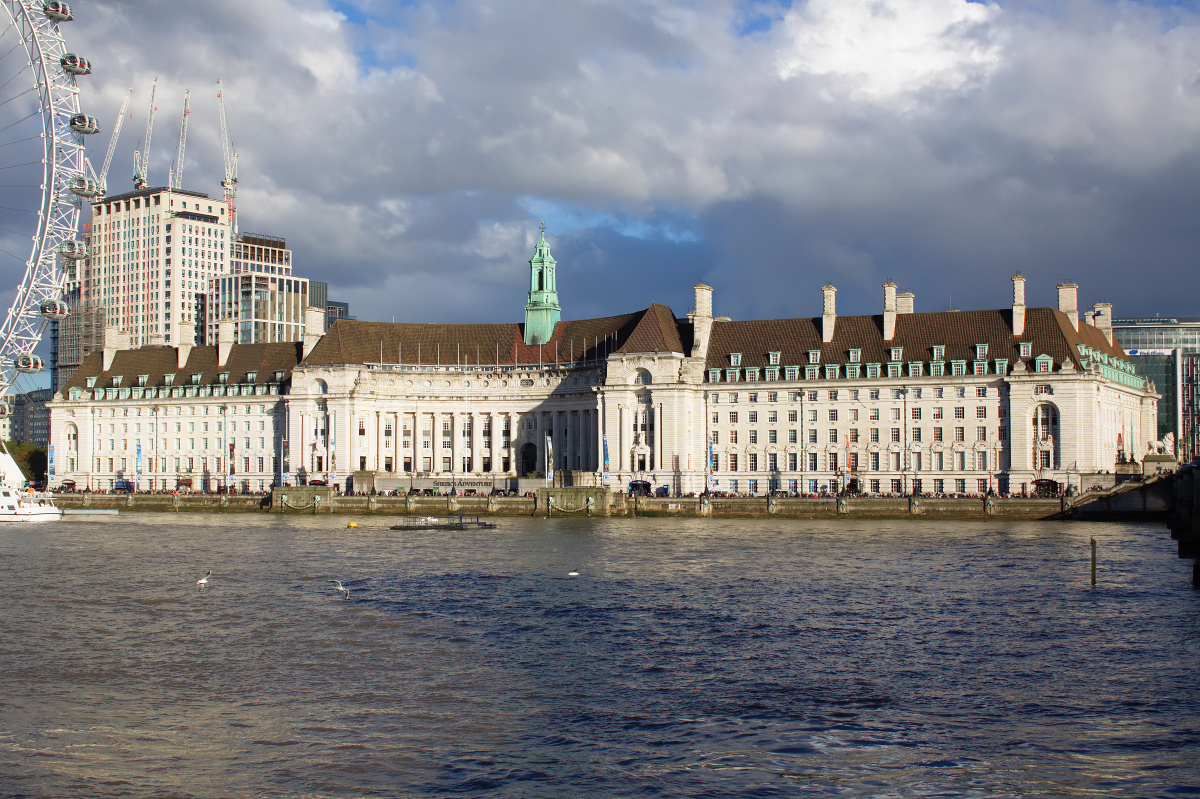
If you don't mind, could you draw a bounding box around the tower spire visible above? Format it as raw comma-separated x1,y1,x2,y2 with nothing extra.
523,225,561,345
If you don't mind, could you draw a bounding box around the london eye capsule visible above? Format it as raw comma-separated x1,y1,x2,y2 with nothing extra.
69,114,99,134
43,1,72,21
15,354,45,374
0,403,9,418
58,240,87,260
68,175,99,198
59,53,90,75
40,300,69,321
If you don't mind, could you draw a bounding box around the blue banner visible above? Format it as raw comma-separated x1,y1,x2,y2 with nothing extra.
545,434,554,485
602,436,609,487
136,443,142,485
47,444,54,482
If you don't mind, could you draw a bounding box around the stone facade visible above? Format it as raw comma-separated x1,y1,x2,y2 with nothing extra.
47,236,1158,495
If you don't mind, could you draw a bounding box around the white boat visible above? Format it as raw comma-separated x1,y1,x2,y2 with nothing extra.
0,445,62,522
0,486,62,522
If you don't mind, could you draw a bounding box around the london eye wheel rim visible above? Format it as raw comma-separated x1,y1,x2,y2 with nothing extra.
0,0,85,397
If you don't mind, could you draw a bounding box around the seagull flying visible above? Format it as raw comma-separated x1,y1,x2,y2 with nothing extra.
197,570,211,589
329,579,349,599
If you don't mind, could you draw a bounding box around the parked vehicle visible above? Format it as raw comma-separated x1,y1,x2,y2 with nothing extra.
655,485,671,498
114,479,135,493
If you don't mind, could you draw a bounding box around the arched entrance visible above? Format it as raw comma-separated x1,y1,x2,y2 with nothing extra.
520,443,538,476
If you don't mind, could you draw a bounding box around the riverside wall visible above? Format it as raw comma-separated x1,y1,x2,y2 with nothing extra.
53,490,1068,520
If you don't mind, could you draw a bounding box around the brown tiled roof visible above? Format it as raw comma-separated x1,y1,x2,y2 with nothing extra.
704,307,1128,370
61,342,302,391
303,304,690,367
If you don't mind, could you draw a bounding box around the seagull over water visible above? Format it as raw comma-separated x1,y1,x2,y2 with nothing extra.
196,570,211,589
329,580,350,599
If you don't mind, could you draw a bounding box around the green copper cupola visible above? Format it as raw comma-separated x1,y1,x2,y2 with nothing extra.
523,225,561,345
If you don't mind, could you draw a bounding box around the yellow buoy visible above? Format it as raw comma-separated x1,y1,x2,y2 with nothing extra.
347,521,358,529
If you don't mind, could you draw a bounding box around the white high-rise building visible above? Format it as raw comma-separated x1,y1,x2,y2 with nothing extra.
86,187,231,346
205,233,310,345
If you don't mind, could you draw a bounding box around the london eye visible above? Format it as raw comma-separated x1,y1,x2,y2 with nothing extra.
0,0,92,420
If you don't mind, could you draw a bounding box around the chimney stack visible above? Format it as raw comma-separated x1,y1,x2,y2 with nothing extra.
690,283,714,357
102,325,130,371
217,319,235,367
176,321,194,369
1011,274,1026,337
1092,302,1113,345
1057,282,1079,331
896,291,914,315
882,281,897,341
821,284,837,343
303,306,326,359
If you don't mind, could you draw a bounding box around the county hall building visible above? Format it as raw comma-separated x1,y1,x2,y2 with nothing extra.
48,232,1158,495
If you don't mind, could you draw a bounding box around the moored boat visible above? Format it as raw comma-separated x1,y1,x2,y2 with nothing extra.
390,514,497,531
0,486,62,522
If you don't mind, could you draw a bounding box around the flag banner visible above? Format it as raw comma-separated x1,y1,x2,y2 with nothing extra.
602,436,610,487
707,437,715,490
546,434,554,485
48,445,54,482
136,443,142,485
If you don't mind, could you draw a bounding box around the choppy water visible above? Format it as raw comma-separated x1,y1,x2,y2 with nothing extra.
1,514,1198,798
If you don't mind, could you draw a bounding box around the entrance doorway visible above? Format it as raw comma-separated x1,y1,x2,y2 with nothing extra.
520,443,538,476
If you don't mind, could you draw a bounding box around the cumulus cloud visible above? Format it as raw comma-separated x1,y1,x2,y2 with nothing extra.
2,0,1198,345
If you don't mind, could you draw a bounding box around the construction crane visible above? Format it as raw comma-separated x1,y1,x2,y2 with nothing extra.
76,87,131,199
169,89,190,191
216,80,238,234
132,77,158,190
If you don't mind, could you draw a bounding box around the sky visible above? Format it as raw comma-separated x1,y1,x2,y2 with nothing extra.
8,0,1200,341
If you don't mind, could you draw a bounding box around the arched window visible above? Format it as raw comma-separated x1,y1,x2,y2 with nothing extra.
314,379,328,395
1032,404,1059,469
634,369,652,385
65,423,78,451
537,271,544,291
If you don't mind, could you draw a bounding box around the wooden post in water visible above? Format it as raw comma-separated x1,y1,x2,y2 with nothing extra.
1090,538,1097,586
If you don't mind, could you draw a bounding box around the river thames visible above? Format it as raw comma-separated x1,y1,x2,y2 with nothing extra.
1,515,1197,797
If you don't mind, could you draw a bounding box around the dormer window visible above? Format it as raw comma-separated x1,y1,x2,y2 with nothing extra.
137,375,148,387
849,349,861,363
768,351,780,366
218,372,229,384
274,370,285,382
246,371,258,383
111,376,123,388
932,345,945,361
163,374,175,386
86,376,97,388
889,347,903,362
730,353,742,367
975,343,988,359
1034,354,1053,373
1020,342,1032,357
191,373,201,385
808,350,820,364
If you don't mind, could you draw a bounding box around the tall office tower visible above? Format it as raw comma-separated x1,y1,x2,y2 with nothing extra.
87,187,232,346
206,233,310,344
1113,316,1200,460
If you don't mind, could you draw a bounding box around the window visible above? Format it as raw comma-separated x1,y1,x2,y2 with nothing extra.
749,454,758,472
977,426,987,441
808,453,818,471
746,369,760,382
870,409,880,421
768,351,780,365
729,454,739,471
829,429,838,443
850,429,859,443
730,353,742,366
1036,357,1051,373
866,365,881,379
789,430,797,443
890,408,901,421
849,349,861,363
870,428,880,443
911,407,922,420
828,409,838,422
1020,342,1032,357
749,393,759,403
974,362,987,376
749,411,758,423
890,347,903,361
712,412,719,424
976,387,987,398
808,409,818,422
769,430,777,444
726,369,740,382
729,412,738,424
869,389,880,400
805,366,819,380
768,392,778,403
870,452,880,471
749,430,758,444
908,362,923,378
976,344,988,359
711,431,719,445
976,407,987,419
845,364,860,379
912,428,922,442
933,427,943,442
954,407,965,419
788,410,797,422
730,430,738,444
824,365,839,380
930,363,945,377
808,429,818,443
768,411,777,423
708,369,721,383
730,393,739,403
891,428,901,442
850,409,859,422
808,391,818,401
808,350,820,364
932,346,945,361
955,427,965,442
785,367,799,380
994,360,1008,376
951,361,966,376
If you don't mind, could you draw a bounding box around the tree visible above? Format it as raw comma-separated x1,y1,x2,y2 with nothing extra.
5,442,47,483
